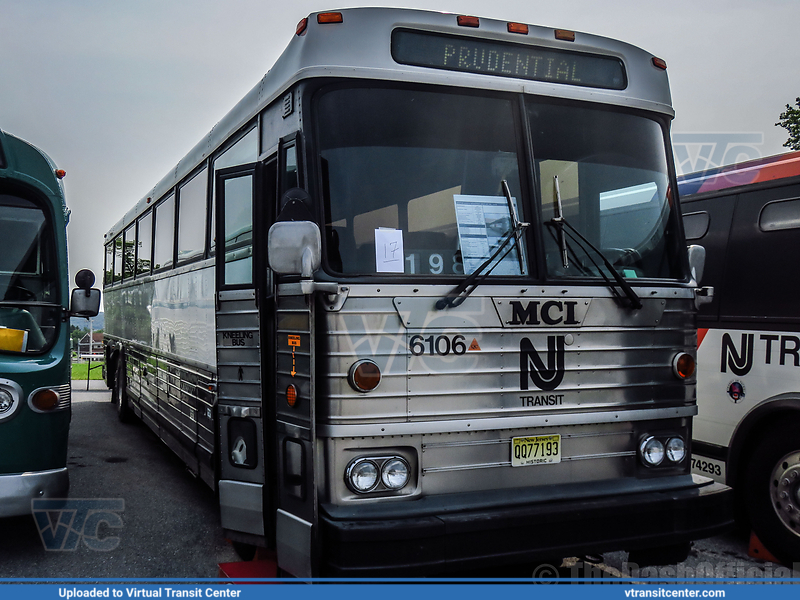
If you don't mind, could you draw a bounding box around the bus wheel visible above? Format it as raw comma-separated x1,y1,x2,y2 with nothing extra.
115,357,132,423
744,418,800,565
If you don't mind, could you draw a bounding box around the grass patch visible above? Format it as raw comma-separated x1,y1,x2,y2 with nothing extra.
71,361,105,380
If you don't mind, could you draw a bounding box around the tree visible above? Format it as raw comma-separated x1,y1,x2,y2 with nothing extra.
776,97,800,151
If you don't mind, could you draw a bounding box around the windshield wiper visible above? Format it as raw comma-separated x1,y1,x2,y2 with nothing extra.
502,180,529,274
549,175,642,310
437,181,528,310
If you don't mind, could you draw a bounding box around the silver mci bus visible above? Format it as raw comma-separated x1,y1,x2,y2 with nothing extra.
103,8,732,576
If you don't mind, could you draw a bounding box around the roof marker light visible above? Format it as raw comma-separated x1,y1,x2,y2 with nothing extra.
317,12,343,24
555,29,576,42
652,57,668,70
457,15,480,28
296,17,308,35
507,23,529,35
55,169,66,179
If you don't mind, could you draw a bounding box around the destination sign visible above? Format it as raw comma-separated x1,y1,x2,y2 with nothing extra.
391,29,626,90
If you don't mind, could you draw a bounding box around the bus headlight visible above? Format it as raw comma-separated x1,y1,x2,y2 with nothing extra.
639,436,665,466
346,458,379,493
345,455,412,494
0,379,22,422
665,437,686,463
0,388,14,414
381,457,410,490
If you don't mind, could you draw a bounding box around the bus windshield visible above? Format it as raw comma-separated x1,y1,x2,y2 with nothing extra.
319,86,526,277
528,101,682,280
0,194,60,354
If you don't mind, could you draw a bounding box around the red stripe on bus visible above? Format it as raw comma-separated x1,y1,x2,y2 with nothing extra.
697,328,709,348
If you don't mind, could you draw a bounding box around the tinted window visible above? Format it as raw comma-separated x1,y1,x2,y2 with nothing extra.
318,87,526,276
528,101,681,280
683,212,710,240
760,198,800,232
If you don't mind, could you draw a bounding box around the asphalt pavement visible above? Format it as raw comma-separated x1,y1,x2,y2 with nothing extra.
0,381,237,579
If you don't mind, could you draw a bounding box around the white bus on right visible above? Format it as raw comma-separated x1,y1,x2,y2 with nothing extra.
679,150,800,564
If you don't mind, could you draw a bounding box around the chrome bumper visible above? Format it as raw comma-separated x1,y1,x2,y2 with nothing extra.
0,468,69,517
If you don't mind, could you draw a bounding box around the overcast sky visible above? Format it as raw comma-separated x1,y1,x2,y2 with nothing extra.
2,0,798,297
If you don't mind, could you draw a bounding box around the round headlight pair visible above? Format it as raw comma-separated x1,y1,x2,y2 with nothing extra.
345,456,410,494
640,436,686,467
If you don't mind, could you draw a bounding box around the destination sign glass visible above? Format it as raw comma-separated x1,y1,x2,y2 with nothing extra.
391,29,627,91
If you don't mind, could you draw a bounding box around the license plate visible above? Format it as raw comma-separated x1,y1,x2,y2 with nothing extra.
511,434,561,467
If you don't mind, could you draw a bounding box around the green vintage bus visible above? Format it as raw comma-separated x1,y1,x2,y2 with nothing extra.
0,129,99,517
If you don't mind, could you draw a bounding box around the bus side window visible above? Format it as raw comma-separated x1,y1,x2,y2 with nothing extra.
682,211,710,241
722,185,800,322
105,242,115,285
123,224,135,280
177,167,208,263
137,211,153,276
153,194,176,271
682,195,735,323
113,234,123,282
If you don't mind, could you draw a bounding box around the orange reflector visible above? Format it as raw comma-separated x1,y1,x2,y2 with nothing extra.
31,389,59,412
55,169,66,179
555,29,576,42
457,15,480,27
296,17,308,35
507,22,529,35
673,353,696,379
317,12,343,24
652,57,668,70
286,384,298,407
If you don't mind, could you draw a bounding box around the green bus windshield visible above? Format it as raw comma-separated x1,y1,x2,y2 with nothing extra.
0,194,60,354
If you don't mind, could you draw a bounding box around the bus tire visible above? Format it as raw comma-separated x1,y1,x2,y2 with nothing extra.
744,417,800,565
115,356,132,423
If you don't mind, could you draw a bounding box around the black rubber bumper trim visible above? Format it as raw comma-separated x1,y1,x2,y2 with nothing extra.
320,480,733,576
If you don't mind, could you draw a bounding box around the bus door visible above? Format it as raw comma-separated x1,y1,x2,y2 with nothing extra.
272,137,319,577
214,162,272,545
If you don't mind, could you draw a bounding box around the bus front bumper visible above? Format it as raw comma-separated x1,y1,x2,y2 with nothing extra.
0,468,69,518
320,475,733,576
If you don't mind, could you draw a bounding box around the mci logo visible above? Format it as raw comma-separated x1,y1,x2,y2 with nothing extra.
520,336,565,391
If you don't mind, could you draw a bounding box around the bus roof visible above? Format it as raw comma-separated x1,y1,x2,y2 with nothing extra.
677,150,800,198
107,7,674,240
0,129,66,213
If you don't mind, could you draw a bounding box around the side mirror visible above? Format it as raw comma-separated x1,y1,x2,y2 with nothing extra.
687,245,706,285
268,221,322,278
70,269,101,317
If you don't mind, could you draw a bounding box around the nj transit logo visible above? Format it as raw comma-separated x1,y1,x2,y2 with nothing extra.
520,336,565,391
721,333,754,376
32,498,124,551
